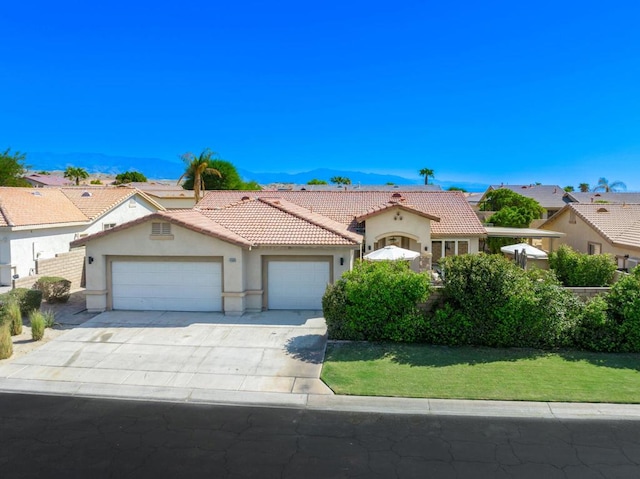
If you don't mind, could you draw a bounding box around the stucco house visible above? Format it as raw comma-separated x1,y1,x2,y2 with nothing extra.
74,190,485,314
120,182,197,209
540,203,640,271
0,187,164,287
23,173,74,187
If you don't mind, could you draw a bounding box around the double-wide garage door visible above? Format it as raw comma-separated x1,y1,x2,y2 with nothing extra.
111,261,222,312
267,261,330,310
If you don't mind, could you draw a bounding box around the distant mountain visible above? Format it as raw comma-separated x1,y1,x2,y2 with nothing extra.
27,152,184,179
26,152,489,192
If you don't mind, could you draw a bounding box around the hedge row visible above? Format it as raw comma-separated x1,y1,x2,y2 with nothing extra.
323,254,640,352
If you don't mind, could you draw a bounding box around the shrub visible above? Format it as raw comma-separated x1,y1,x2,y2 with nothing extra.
606,269,640,352
30,310,46,341
424,303,473,346
5,296,23,336
34,276,71,303
0,318,12,359
0,288,43,315
574,296,620,352
42,310,58,328
549,245,616,287
322,260,431,342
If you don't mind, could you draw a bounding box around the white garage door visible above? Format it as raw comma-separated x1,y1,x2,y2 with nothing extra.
112,261,222,311
268,261,330,310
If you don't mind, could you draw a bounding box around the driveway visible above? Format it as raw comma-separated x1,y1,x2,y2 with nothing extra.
0,309,333,406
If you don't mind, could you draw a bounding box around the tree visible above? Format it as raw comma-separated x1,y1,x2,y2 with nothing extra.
63,166,89,186
592,177,627,193
579,183,590,192
330,176,351,185
418,168,435,185
564,186,574,192
307,179,328,185
177,149,222,202
115,171,147,184
0,148,31,187
179,155,260,193
447,186,467,192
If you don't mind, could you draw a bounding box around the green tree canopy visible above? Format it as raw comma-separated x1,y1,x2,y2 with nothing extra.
180,152,260,195
115,171,147,184
63,166,90,186
0,148,31,187
330,176,351,185
564,186,574,192
447,186,467,192
307,179,328,185
480,188,545,218
579,183,590,192
418,168,435,185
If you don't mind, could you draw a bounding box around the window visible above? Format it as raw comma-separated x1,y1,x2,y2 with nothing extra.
588,242,602,255
151,222,171,236
103,223,116,231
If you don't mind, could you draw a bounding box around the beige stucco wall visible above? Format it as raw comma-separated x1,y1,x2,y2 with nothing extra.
541,213,640,268
83,220,358,314
363,208,431,259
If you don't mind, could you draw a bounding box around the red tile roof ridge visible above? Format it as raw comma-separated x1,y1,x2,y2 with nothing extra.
257,197,362,243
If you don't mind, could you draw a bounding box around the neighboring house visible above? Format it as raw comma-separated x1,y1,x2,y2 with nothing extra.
0,187,164,287
476,184,571,225
540,203,640,270
73,190,485,314
564,191,640,204
23,173,74,187
119,182,197,209
263,184,443,191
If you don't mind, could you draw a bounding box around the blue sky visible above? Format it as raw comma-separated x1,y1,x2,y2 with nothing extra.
2,1,640,190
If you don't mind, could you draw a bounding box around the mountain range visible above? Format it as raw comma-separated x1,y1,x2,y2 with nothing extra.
26,151,489,192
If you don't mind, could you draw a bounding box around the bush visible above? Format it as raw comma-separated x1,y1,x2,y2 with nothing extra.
4,297,23,336
34,276,71,303
42,310,58,328
30,310,46,341
0,288,43,316
606,269,640,352
549,245,616,287
574,296,620,352
0,318,12,359
424,303,473,346
322,261,431,342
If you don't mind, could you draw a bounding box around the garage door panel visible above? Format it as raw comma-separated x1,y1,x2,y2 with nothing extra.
268,261,330,310
112,261,222,312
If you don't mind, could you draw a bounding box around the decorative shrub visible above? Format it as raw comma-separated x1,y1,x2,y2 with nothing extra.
423,303,473,346
606,269,640,352
5,296,23,336
0,288,43,315
30,310,46,341
42,310,58,328
34,276,72,303
322,260,431,342
549,245,616,287
0,317,12,359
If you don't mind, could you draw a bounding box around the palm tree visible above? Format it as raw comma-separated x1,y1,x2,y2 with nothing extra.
330,176,351,185
177,149,222,202
418,168,435,185
578,183,590,193
64,166,89,186
592,177,627,193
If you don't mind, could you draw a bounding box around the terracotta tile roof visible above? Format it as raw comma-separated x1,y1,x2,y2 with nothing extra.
24,174,74,187
73,200,362,248
566,192,640,204
61,187,164,220
198,190,485,237
201,198,362,245
356,202,440,222
0,187,87,227
544,203,640,249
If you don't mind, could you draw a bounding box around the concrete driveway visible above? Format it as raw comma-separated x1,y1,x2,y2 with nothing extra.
0,310,333,406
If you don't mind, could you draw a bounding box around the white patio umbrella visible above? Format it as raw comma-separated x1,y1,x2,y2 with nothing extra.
363,245,420,261
500,243,548,259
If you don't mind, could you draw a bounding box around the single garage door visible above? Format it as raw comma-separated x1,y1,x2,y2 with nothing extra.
268,261,330,310
112,261,222,311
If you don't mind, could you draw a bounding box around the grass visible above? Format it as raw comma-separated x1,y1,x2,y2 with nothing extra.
321,342,640,403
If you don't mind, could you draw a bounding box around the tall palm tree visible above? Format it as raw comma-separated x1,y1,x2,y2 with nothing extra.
592,177,627,193
177,149,222,202
63,166,89,186
578,183,590,193
418,168,435,185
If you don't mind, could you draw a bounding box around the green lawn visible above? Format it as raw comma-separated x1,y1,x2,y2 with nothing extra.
321,342,640,403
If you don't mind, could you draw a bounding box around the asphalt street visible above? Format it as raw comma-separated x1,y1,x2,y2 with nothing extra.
1,393,639,478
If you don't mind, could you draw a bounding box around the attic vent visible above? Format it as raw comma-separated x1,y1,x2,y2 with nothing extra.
81,191,92,197
596,207,608,213
241,196,250,201
151,222,171,235
391,193,402,198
